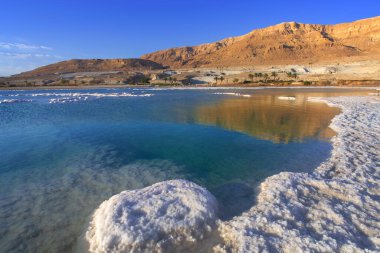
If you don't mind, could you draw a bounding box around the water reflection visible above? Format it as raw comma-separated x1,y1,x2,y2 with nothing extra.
196,93,341,143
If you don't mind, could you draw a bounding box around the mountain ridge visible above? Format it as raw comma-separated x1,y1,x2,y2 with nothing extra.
141,16,380,68
15,58,165,78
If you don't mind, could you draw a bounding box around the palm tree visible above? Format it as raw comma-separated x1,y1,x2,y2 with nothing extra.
248,74,254,83
220,76,225,84
233,78,239,84
263,73,269,82
286,72,293,80
271,72,278,81
164,77,168,84
257,73,263,81
292,73,298,80
214,76,219,84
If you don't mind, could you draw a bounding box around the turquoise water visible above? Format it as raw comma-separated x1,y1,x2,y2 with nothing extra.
0,88,339,252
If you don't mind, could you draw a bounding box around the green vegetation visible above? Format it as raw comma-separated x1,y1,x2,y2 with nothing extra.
248,74,254,82
263,73,269,82
89,79,101,85
271,71,278,81
303,81,312,86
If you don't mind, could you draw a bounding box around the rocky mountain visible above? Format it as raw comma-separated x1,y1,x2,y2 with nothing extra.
141,16,380,68
16,58,165,78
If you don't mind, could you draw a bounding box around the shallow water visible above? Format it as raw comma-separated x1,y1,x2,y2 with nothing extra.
0,87,372,252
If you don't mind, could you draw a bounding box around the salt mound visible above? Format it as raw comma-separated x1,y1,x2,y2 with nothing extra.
86,179,218,253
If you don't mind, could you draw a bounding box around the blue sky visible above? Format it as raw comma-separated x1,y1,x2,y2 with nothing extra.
0,0,379,76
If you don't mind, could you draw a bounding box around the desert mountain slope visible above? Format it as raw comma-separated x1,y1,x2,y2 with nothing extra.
16,58,165,78
141,16,380,68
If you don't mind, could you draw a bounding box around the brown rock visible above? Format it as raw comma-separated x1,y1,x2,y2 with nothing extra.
141,16,380,68
16,58,165,78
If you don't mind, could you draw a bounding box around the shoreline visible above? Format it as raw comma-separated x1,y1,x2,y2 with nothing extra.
215,95,380,252
0,84,379,91
84,94,380,252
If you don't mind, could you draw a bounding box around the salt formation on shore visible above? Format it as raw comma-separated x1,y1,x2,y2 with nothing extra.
215,96,380,252
87,96,379,253
214,92,252,98
0,98,32,104
278,96,296,100
86,180,218,253
1,91,154,104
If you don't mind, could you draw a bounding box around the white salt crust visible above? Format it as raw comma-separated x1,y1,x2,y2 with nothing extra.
87,96,380,253
86,180,218,253
215,96,380,253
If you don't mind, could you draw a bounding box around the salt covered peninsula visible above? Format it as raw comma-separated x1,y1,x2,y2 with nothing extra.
87,95,380,253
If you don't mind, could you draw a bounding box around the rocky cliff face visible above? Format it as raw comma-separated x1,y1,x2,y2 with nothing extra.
16,58,165,78
141,16,380,68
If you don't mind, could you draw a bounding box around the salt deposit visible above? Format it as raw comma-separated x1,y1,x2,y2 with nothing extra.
28,92,154,103
49,97,89,104
278,96,296,100
214,92,252,98
86,180,218,253
0,99,32,104
31,92,154,98
215,96,380,252
86,96,379,253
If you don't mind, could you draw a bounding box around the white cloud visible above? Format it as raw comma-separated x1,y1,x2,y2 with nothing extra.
0,42,52,51
0,40,62,76
0,52,32,59
0,52,61,59
34,53,61,58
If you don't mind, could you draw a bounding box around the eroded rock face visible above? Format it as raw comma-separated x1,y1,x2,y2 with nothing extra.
86,180,218,253
141,16,380,68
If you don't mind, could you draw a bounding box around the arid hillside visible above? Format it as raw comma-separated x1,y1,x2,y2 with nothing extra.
141,16,380,68
16,58,165,78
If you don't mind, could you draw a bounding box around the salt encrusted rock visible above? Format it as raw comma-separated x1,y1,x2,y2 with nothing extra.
215,96,380,253
86,179,218,253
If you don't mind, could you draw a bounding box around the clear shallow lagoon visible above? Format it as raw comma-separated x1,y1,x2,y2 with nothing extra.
0,87,371,252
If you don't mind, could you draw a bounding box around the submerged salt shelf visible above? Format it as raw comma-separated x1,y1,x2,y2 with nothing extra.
89,96,380,253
